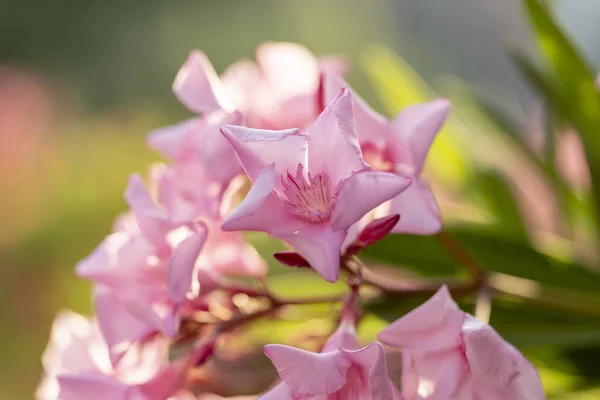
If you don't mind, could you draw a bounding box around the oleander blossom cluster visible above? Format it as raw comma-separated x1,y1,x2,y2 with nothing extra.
38,42,545,399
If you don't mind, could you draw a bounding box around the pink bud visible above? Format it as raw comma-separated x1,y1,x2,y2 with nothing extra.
346,214,400,255
273,251,310,268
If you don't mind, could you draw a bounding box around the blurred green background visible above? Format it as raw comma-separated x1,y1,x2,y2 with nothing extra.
2,0,600,398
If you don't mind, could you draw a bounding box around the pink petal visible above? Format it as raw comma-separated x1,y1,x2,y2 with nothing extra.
167,225,208,305
220,125,308,184
274,222,346,283
331,171,411,232
75,231,154,287
264,344,350,395
462,316,545,399
124,174,172,250
147,118,199,161
344,343,396,400
322,74,390,145
391,99,450,173
308,88,369,186
172,50,235,113
94,287,156,365
57,373,131,400
388,177,442,235
318,56,350,77
198,217,267,277
221,164,304,234
137,358,189,400
220,59,262,113
258,382,295,400
378,285,465,352
401,350,471,399
255,42,320,98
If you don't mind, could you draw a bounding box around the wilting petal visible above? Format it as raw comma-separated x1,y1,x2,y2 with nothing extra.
168,225,208,305
388,177,442,235
264,344,350,395
331,171,411,232
308,88,368,186
274,222,346,283
57,373,131,400
221,164,304,233
462,316,545,400
220,125,307,184
172,50,235,113
391,99,450,173
322,74,390,145
378,285,465,352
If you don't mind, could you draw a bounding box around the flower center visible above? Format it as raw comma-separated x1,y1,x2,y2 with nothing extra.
362,142,394,172
281,164,334,223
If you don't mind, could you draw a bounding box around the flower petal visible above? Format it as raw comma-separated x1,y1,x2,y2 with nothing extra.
391,99,450,172
168,224,208,305
221,164,304,234
94,287,156,365
378,285,465,352
331,171,411,232
256,42,320,97
57,372,131,400
264,344,350,395
220,125,308,184
124,174,172,250
274,222,346,283
258,382,295,400
308,88,369,186
462,316,545,399
344,343,396,400
75,231,153,287
388,177,442,235
322,74,390,145
172,50,235,113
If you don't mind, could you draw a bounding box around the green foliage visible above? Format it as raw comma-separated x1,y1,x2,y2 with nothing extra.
359,1,600,396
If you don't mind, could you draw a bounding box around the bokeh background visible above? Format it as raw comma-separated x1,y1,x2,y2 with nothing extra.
2,0,600,398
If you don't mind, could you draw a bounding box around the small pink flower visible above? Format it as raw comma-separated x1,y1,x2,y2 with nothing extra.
220,89,410,281
173,42,348,130
378,286,545,400
260,321,401,399
323,74,450,235
37,311,187,400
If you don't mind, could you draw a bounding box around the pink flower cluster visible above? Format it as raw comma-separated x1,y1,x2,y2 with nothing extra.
38,42,544,399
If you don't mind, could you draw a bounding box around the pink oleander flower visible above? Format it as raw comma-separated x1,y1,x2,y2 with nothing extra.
259,319,401,399
76,169,264,362
323,74,450,235
378,286,545,400
220,89,411,281
173,42,348,130
37,311,188,400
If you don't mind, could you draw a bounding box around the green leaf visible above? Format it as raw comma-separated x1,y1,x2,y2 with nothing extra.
362,227,600,294
521,0,600,233
468,170,529,239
